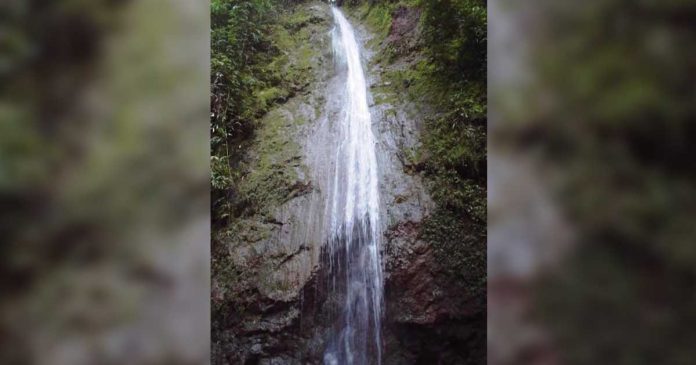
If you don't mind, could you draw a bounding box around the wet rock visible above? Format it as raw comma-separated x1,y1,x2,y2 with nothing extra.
259,356,297,365
241,308,300,334
348,5,486,363
212,2,334,364
216,2,484,364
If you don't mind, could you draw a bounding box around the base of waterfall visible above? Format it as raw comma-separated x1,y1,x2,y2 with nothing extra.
321,219,383,365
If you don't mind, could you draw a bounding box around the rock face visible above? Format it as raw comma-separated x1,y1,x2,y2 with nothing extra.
213,2,485,364
211,3,335,363
351,4,486,364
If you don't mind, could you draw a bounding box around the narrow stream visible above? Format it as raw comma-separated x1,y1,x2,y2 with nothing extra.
323,7,384,365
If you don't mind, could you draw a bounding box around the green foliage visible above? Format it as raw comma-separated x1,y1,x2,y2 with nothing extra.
428,170,486,223
422,86,486,224
420,0,486,82
496,1,696,363
375,0,487,225
420,209,486,295
360,0,488,226
358,1,394,39
210,0,278,224
210,0,276,126
210,1,326,225
210,0,275,221
355,0,488,281
419,1,487,230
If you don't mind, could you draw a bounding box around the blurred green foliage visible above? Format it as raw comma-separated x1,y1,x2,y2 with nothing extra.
1,0,124,298
496,0,696,363
1,0,209,363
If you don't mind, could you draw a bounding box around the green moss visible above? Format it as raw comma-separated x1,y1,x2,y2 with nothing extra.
420,209,486,296
223,3,328,221
258,264,296,294
254,87,289,112
372,91,397,106
236,109,304,215
374,42,486,224
231,218,274,245
353,0,487,299
263,6,324,99
426,171,486,223
297,46,314,70
362,3,393,40
270,24,293,53
284,5,325,33
211,0,330,351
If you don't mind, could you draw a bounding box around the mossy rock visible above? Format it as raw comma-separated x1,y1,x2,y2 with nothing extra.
419,209,486,298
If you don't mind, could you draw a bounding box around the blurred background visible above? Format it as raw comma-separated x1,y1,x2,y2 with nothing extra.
489,0,696,364
0,0,210,364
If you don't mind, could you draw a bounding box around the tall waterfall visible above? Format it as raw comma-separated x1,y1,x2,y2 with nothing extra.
323,7,384,365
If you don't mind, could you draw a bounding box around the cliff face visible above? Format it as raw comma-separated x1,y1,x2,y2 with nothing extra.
211,3,334,363
351,4,486,364
212,2,485,364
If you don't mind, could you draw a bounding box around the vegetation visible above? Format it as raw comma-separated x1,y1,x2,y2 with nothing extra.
345,2,487,362
210,0,325,224
211,0,277,224
416,0,487,228
210,1,330,355
495,0,696,363
2,1,209,363
347,0,486,279
211,0,487,249
211,0,487,361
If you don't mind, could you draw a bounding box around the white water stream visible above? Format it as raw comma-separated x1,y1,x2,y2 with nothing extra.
323,7,384,365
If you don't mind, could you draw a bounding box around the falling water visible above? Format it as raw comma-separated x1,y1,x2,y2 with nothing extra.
323,7,384,365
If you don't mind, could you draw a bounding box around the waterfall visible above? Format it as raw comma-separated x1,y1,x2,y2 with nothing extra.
323,7,384,365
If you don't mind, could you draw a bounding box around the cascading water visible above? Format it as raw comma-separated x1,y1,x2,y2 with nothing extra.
322,7,384,365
